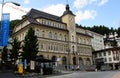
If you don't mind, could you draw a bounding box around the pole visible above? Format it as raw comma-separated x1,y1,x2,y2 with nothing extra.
0,0,4,65
0,0,20,65
1,0,4,21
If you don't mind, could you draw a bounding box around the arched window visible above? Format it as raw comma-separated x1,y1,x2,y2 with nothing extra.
49,32,52,39
62,56,67,65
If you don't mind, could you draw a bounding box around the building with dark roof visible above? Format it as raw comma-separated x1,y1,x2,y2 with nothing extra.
12,4,93,70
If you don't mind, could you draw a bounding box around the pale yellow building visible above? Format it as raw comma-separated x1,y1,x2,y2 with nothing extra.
12,4,93,70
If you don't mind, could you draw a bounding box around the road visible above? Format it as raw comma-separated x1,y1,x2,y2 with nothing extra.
0,71,120,78
0,72,17,78
47,71,120,78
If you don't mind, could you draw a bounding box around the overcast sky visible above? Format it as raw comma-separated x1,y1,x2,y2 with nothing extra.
0,0,120,28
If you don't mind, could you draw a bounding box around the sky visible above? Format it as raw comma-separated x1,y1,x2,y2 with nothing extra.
0,0,120,29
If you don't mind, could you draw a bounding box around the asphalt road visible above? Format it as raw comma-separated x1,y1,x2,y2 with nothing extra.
0,72,17,78
0,71,119,78
47,71,119,78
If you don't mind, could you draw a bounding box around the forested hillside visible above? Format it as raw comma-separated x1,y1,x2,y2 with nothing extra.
76,24,120,36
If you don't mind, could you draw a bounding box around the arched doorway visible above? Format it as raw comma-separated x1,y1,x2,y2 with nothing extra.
79,57,85,70
86,58,91,66
62,56,67,65
52,56,57,65
79,57,83,65
73,57,76,65
62,56,67,70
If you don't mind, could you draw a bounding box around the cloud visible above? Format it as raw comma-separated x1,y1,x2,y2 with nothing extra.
75,10,97,23
74,0,109,9
24,0,30,4
0,3,30,21
43,4,65,16
98,0,108,6
74,0,88,9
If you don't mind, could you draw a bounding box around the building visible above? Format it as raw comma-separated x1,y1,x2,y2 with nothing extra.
87,30,104,51
93,47,120,70
12,4,93,70
104,32,118,49
93,32,120,70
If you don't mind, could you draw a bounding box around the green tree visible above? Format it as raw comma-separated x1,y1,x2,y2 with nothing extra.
10,38,21,63
22,27,39,62
117,27,120,37
2,46,8,63
10,20,20,35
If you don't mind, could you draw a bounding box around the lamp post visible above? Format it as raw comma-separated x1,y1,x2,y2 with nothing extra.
0,0,20,64
1,0,20,21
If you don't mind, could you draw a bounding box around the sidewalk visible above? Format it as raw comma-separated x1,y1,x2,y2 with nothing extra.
14,70,73,78
111,71,120,78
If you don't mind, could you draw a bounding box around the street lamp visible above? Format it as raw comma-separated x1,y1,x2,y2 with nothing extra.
1,0,20,21
0,0,20,64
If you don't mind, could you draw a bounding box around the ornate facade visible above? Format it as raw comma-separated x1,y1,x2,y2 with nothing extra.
12,4,93,70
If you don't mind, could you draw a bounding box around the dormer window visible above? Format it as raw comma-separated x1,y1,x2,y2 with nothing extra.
42,19,46,24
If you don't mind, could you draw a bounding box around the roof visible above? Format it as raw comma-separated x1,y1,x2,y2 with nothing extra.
26,8,62,23
93,47,120,54
76,32,93,38
61,4,75,17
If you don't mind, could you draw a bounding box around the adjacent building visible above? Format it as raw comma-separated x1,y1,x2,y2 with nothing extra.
93,47,120,70
93,32,120,70
87,30,104,51
12,4,93,70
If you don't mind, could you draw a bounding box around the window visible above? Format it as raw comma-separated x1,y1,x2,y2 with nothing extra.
103,52,106,56
60,34,62,40
41,43,46,50
42,19,46,24
41,43,43,49
49,32,52,39
108,51,111,55
64,35,66,41
60,45,63,51
113,57,116,61
109,57,112,61
99,53,102,57
35,29,39,37
72,46,75,53
54,33,57,40
104,58,107,62
72,35,74,42
54,44,58,51
42,31,45,38
49,43,53,50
